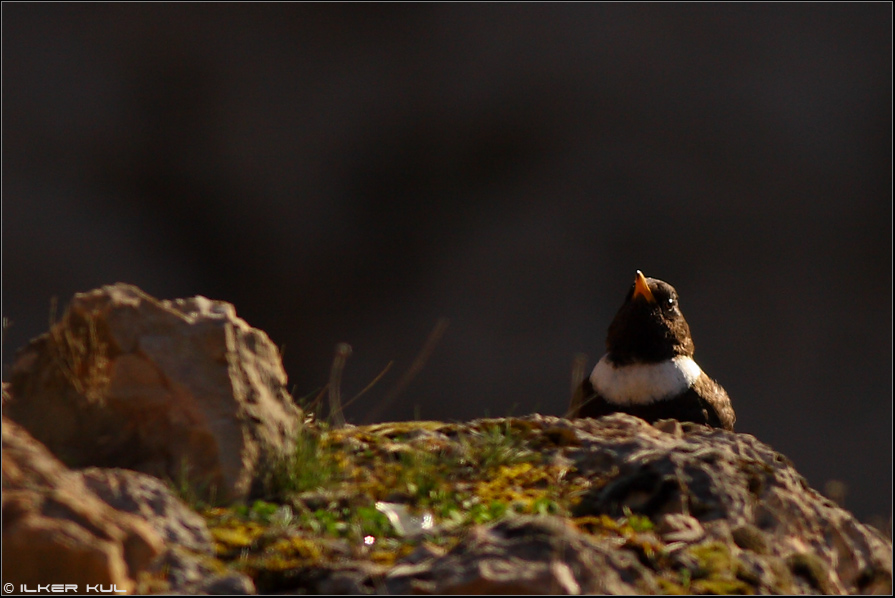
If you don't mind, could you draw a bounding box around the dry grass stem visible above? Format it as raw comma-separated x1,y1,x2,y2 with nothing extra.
364,318,449,423
327,343,352,428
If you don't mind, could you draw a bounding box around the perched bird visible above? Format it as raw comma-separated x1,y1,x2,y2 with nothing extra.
569,271,735,430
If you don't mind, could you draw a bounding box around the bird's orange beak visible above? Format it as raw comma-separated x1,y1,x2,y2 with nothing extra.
632,270,656,303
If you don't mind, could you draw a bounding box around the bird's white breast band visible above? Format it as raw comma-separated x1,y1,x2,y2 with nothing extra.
590,354,702,405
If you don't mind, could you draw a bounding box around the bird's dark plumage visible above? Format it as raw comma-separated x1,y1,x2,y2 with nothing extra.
570,271,735,431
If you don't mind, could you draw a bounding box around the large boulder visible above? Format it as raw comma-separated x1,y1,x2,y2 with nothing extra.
5,283,304,500
2,416,165,592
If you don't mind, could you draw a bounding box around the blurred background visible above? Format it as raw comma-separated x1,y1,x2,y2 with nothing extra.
2,4,891,526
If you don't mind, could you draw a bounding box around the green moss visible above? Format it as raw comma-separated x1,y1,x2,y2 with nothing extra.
786,552,832,593
268,536,324,561
690,542,735,576
676,542,755,594
573,514,623,535
656,577,689,594
730,524,768,554
209,518,267,551
621,506,655,532
690,578,754,594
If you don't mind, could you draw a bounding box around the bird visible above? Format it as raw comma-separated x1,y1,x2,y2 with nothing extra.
569,271,735,431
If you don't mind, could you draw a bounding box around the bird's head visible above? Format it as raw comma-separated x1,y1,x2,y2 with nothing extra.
606,270,694,364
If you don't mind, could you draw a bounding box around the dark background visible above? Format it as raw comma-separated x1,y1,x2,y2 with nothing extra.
2,4,891,527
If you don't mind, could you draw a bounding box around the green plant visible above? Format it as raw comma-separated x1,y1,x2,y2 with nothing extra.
395,449,442,503
464,421,539,471
263,429,343,497
170,457,219,510
233,500,282,523
621,506,655,533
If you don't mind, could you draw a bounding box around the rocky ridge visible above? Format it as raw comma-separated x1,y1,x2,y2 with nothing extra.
2,284,891,594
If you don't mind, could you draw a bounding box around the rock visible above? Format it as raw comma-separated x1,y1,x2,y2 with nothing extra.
81,467,213,555
249,560,385,595
375,414,891,595
141,546,256,595
198,572,257,595
391,515,657,595
567,413,892,595
314,564,384,595
81,468,261,595
2,416,165,592
2,416,250,595
656,512,705,544
384,562,437,595
5,283,304,500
